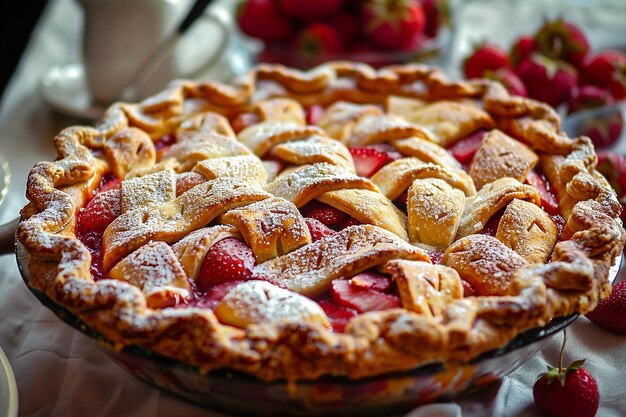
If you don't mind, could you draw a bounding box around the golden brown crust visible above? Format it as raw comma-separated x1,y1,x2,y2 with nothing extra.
442,234,528,296
17,62,625,382
469,130,538,190
407,178,465,250
405,101,495,147
219,197,311,263
496,199,558,263
254,225,428,297
371,157,476,200
457,177,540,238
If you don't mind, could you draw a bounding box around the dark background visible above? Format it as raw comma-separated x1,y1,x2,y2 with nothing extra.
0,1,49,102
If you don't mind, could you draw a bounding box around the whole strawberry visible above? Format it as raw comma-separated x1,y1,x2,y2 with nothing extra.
463,43,511,80
566,85,623,148
510,35,536,67
534,19,590,66
363,0,425,50
533,359,599,417
484,68,527,97
516,54,577,108
595,152,626,223
278,0,343,21
420,0,447,39
567,85,614,115
583,51,626,100
586,280,626,334
296,23,343,58
237,0,293,42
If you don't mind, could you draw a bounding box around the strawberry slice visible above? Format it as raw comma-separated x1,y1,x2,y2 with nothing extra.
367,143,403,161
306,104,325,125
448,130,487,164
479,207,505,237
230,112,260,134
318,300,357,333
95,174,121,194
428,250,444,264
301,200,347,228
195,280,245,309
462,280,476,297
349,147,390,177
78,189,122,236
154,134,177,151
394,190,409,212
338,217,362,230
196,238,255,292
330,279,401,313
526,170,560,215
349,272,392,292
304,217,336,242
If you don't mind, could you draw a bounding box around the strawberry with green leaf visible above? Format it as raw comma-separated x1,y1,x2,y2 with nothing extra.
362,0,425,50
463,43,511,80
586,280,626,334
533,331,599,417
534,19,590,66
583,51,626,101
516,54,577,107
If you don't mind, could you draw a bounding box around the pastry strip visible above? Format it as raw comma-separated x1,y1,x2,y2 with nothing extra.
254,224,429,297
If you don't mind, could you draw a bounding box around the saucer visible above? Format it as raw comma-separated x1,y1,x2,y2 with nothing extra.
39,64,106,121
0,347,17,417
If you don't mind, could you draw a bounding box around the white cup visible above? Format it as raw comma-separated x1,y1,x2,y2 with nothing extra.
77,0,231,104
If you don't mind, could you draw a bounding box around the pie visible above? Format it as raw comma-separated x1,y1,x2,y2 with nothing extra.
18,62,625,381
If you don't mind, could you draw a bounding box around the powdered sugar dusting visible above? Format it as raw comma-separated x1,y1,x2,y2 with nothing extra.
444,234,527,295
109,241,190,303
193,155,267,184
271,135,354,172
121,169,176,213
215,280,330,327
220,197,311,263
265,163,377,207
254,224,427,297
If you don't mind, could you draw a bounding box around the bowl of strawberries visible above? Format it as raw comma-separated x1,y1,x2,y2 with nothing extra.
462,18,626,221
236,0,453,68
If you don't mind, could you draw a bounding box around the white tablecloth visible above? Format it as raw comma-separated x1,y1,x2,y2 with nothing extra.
0,1,625,416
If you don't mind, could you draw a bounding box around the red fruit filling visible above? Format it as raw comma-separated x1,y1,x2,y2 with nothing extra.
349,271,393,292
304,217,336,242
300,200,348,228
196,238,256,293
153,134,177,152
230,112,260,134
185,280,247,310
525,170,560,215
349,147,393,177
448,130,487,165
95,173,122,194
394,190,409,212
78,189,122,237
428,250,444,265
318,300,358,333
306,104,325,125
76,179,122,281
480,208,505,237
462,280,476,297
337,217,362,230
330,275,400,313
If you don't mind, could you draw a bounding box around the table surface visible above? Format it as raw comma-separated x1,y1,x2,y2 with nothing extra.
1,0,626,416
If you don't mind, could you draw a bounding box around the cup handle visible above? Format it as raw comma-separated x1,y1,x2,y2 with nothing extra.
180,9,231,79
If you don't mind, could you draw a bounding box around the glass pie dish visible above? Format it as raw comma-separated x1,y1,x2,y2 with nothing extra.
11,241,619,416
11,61,626,415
